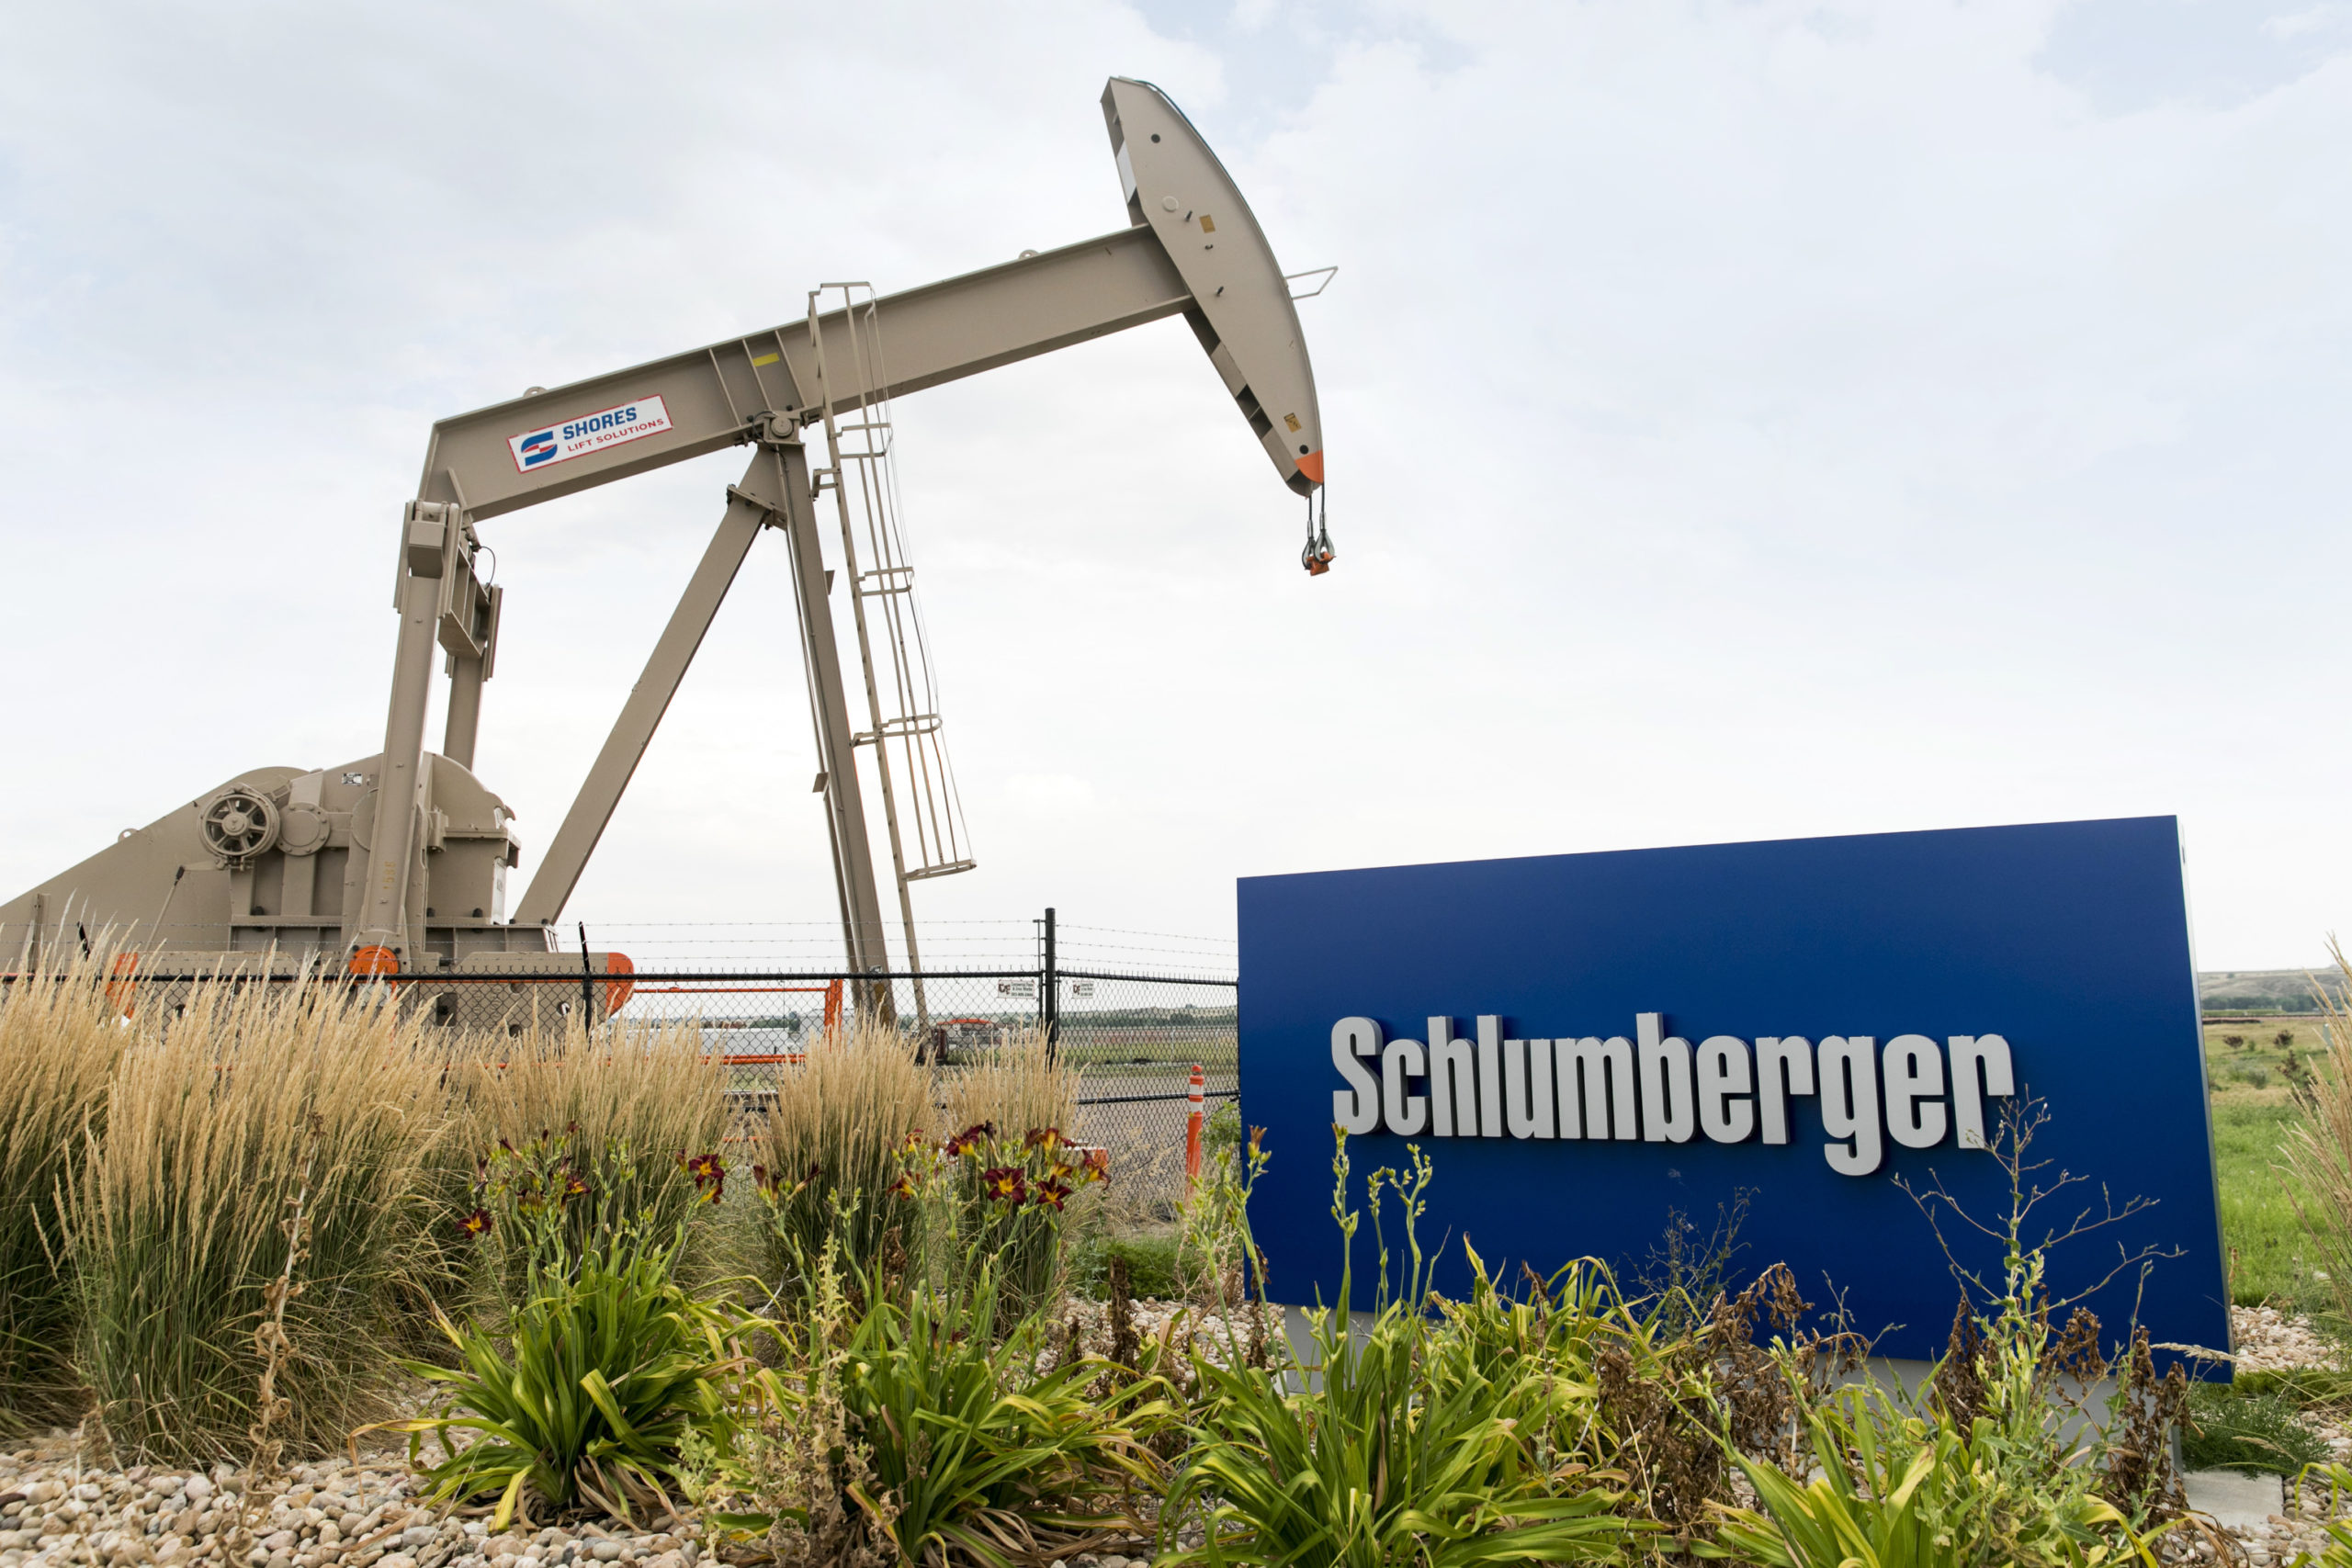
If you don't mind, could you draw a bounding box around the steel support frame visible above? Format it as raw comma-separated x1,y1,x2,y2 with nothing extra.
505,436,893,999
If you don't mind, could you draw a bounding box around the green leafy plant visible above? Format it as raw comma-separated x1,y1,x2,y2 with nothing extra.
2180,1380,2329,1474
1176,1122,1261,1309
1072,1231,1182,1302
711,1239,1169,1568
1715,1391,2157,1568
2287,1464,2352,1568
1716,1100,2188,1566
461,1125,723,1307
379,1221,741,1529
1203,1100,1242,1161
1159,1133,1640,1566
446,1020,730,1292
695,1237,894,1566
876,1122,1100,1331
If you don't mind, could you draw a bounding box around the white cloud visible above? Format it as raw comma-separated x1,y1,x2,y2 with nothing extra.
1003,774,1102,818
4,1,2350,968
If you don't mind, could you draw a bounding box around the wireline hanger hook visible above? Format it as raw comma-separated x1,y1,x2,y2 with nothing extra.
1301,487,1334,576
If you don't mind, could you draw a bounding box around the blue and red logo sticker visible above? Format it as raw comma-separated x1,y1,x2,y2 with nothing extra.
505,394,675,476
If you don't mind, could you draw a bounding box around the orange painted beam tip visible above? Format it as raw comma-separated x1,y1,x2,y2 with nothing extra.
1295,450,1325,486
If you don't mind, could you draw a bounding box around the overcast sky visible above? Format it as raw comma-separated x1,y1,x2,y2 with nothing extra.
3,0,2348,971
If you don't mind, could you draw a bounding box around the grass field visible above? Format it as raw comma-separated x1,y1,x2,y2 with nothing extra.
2213,1091,2310,1306
2204,1012,2329,1309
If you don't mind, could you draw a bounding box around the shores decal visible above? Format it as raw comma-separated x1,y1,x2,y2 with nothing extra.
507,395,674,474
1329,1014,2013,1177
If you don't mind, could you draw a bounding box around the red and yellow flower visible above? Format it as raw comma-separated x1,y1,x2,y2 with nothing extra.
679,1151,725,1203
979,1165,1027,1204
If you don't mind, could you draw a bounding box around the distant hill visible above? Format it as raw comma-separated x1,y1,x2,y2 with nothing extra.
2199,968,2347,1014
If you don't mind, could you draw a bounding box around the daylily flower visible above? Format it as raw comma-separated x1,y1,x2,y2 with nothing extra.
563,1171,590,1200
944,1123,994,1158
753,1164,778,1200
1032,1178,1073,1212
901,1129,928,1153
682,1152,724,1187
458,1207,492,1239
980,1166,1026,1203
889,1174,918,1201
1024,1127,1066,1154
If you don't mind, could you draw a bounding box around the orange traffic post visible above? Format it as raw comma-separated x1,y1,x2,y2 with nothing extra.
1184,1063,1205,1184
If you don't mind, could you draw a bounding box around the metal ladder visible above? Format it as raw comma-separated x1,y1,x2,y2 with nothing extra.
807,284,977,1031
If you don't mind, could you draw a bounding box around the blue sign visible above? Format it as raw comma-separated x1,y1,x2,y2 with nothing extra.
1237,817,2227,1367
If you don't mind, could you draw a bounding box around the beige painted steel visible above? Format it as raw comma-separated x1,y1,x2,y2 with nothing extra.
352,509,448,960
1102,77,1324,494
0,753,551,964
413,226,1189,520
807,284,967,1032
775,437,893,976
408,82,1323,520
6,77,1325,979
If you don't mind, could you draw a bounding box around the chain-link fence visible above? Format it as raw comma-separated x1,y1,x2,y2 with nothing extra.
49,919,1237,1203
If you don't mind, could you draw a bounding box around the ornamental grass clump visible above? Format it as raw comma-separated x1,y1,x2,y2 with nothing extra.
445,1017,729,1296
749,1020,932,1292
0,949,129,1431
2288,938,2352,1343
940,1027,1078,1145
67,978,449,1463
458,1125,730,1306
891,1122,1104,1329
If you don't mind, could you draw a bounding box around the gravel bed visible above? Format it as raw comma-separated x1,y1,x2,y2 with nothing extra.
0,1446,705,1568
0,1295,1262,1568
2201,1305,2348,1564
6,1301,2338,1568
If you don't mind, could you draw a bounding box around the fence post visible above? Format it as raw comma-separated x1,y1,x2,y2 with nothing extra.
1185,1063,1204,1184
576,921,596,1026
1042,906,1059,1063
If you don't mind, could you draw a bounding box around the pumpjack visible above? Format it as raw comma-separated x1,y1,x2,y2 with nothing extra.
1,79,1327,1009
